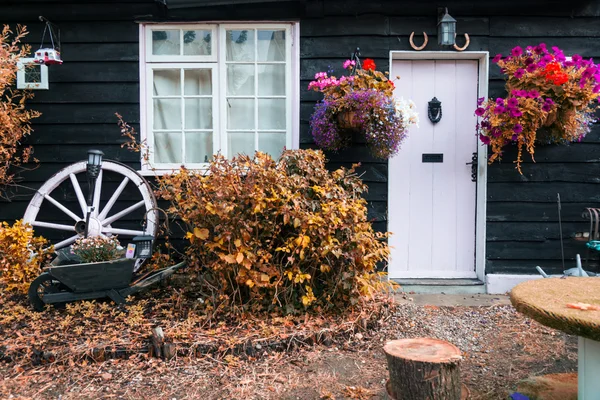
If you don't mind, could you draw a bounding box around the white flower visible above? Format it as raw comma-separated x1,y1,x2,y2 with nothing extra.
395,97,420,129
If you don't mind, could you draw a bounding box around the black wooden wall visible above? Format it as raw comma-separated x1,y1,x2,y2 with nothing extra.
2,0,600,275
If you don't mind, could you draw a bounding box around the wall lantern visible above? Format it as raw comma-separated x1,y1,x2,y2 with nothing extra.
84,149,104,237
437,8,457,46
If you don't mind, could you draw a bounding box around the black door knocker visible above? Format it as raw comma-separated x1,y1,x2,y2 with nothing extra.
428,97,442,124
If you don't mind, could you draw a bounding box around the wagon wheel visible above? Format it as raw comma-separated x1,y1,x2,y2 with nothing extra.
28,272,65,311
23,160,159,250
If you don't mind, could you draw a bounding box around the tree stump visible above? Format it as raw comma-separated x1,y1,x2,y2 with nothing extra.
383,338,462,400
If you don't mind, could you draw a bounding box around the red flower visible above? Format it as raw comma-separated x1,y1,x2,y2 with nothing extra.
363,58,376,71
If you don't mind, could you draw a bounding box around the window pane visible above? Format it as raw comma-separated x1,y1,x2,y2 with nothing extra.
185,99,213,129
154,99,181,130
228,132,255,156
257,30,285,62
258,99,285,130
257,64,285,96
184,69,212,95
153,69,181,96
152,30,180,55
155,132,182,163
24,64,42,83
227,64,255,96
185,132,213,163
227,99,255,129
226,30,255,62
183,30,212,56
258,132,286,158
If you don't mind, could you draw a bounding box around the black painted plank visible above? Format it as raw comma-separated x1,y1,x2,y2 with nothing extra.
487,239,589,260
300,57,389,81
48,62,139,83
487,259,600,275
487,202,596,222
1,3,158,22
487,221,588,241
489,37,600,59
367,201,387,222
301,15,389,36
490,16,600,37
30,83,139,104
389,16,489,36
32,104,139,124
488,182,600,203
22,21,139,44
52,43,139,62
491,143,600,164
322,0,596,17
487,162,600,183
28,144,139,162
26,124,138,145
300,36,390,59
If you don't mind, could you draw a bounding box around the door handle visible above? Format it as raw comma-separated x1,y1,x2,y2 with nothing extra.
465,152,477,182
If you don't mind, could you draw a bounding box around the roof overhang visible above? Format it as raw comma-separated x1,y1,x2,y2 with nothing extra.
160,0,299,8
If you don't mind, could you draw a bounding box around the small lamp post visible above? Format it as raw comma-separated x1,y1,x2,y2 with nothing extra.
84,149,103,237
437,8,457,46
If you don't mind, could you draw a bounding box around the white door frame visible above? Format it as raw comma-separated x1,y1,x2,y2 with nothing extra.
389,51,489,282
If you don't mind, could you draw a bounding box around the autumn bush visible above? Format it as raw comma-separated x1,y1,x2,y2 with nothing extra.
0,220,53,293
0,25,40,197
156,149,390,314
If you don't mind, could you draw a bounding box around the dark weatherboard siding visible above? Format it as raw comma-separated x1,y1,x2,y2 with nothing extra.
1,0,600,275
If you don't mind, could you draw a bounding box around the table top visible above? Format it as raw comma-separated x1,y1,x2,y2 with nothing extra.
510,277,600,341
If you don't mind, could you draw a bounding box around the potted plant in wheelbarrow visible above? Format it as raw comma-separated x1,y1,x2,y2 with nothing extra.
28,234,184,311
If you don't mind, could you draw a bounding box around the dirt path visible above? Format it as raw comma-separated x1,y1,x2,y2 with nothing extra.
0,301,577,399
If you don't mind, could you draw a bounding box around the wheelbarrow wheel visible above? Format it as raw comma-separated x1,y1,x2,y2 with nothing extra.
28,273,66,311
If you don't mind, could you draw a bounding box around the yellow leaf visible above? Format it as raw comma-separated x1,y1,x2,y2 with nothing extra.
185,231,194,240
293,218,300,228
236,252,244,263
234,239,242,247
245,279,255,288
194,227,209,240
283,214,290,225
260,273,270,282
320,264,331,273
220,254,236,264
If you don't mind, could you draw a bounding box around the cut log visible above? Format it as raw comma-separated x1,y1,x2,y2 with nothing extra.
383,338,462,400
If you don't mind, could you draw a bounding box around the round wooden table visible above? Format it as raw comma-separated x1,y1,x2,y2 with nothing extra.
510,277,600,400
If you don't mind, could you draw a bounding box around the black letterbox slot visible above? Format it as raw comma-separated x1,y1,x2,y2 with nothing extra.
422,153,443,163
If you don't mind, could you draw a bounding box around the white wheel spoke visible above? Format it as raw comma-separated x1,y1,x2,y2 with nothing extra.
102,200,145,226
31,221,76,232
98,177,129,220
69,173,88,216
92,170,103,218
103,227,145,236
53,235,80,250
43,194,81,222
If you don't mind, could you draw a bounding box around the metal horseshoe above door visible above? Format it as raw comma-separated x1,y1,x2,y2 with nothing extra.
428,97,442,123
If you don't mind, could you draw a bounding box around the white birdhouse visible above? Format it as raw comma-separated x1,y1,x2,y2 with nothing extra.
34,48,63,65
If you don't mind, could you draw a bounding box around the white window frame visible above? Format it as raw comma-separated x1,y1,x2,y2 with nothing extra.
17,58,49,90
139,22,300,174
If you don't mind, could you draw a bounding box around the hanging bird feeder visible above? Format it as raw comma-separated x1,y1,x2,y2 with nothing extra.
34,16,63,65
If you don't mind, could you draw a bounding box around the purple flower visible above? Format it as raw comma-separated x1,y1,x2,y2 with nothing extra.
492,54,503,63
507,98,519,108
481,120,491,129
512,89,526,98
475,107,486,116
537,61,547,68
511,46,523,57
510,109,523,118
511,134,519,141
527,90,540,99
542,54,554,63
496,97,505,106
479,133,491,144
514,68,526,79
524,57,534,65
491,128,502,138
542,103,552,112
513,124,523,134
494,105,506,114
526,63,538,73
594,85,600,93
583,67,597,79
564,61,574,67
534,43,547,55
477,97,485,105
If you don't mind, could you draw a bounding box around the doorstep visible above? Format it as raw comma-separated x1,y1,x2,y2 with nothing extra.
391,278,486,295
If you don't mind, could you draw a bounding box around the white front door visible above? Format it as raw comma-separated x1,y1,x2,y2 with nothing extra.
389,59,479,279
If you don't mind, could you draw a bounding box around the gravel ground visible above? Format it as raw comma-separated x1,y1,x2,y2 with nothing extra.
1,300,577,399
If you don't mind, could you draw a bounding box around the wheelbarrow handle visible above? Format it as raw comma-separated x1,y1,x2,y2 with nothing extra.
123,261,187,296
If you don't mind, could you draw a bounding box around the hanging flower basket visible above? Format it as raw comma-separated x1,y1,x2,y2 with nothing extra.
336,111,360,130
476,44,600,173
307,58,419,159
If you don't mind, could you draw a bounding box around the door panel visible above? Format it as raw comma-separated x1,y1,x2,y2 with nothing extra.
389,59,478,279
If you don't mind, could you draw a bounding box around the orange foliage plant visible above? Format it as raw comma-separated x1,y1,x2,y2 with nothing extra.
0,220,53,293
0,25,40,196
155,150,391,314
